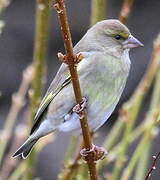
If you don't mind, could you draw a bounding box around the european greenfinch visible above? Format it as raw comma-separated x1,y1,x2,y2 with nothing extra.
13,19,143,159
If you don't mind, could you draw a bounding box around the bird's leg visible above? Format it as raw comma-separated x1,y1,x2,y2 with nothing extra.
57,52,84,64
80,144,108,162
72,98,108,162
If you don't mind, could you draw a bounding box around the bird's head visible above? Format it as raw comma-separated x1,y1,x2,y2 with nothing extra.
88,19,143,57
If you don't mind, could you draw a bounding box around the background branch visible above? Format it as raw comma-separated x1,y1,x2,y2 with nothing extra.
26,0,50,179
119,0,135,23
90,0,106,25
0,65,34,165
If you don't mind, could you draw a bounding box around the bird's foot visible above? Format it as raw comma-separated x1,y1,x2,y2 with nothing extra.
72,97,87,118
72,97,87,119
80,144,108,162
57,52,83,64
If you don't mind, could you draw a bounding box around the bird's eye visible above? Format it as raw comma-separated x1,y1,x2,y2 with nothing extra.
114,35,122,40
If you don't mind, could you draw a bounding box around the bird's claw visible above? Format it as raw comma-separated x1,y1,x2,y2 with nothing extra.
57,52,83,64
80,144,108,162
73,97,87,113
80,144,95,157
72,97,87,119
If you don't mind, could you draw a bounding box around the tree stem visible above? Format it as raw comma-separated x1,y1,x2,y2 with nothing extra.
53,0,98,179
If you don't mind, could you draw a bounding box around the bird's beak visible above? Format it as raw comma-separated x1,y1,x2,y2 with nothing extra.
123,35,144,49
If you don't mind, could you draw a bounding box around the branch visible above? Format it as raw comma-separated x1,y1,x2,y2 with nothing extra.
58,138,83,180
26,0,51,179
0,65,34,164
90,0,106,25
145,152,160,180
30,0,50,120
143,33,160,180
8,161,27,180
119,0,135,23
134,143,151,180
53,0,98,179
0,124,27,180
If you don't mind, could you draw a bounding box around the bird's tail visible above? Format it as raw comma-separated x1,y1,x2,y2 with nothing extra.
12,138,38,159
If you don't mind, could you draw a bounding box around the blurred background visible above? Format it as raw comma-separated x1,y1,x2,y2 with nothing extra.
0,0,160,179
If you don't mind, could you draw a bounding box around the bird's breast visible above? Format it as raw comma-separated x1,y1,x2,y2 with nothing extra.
78,52,130,109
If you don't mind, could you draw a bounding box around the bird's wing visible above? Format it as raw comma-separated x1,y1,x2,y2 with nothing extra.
30,63,71,134
46,63,69,93
30,51,94,134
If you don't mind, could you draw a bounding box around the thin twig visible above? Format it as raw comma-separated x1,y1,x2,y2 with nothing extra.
53,0,98,179
134,143,151,180
119,0,135,23
145,152,160,180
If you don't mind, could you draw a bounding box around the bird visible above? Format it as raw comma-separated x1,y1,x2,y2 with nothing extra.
13,19,143,159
